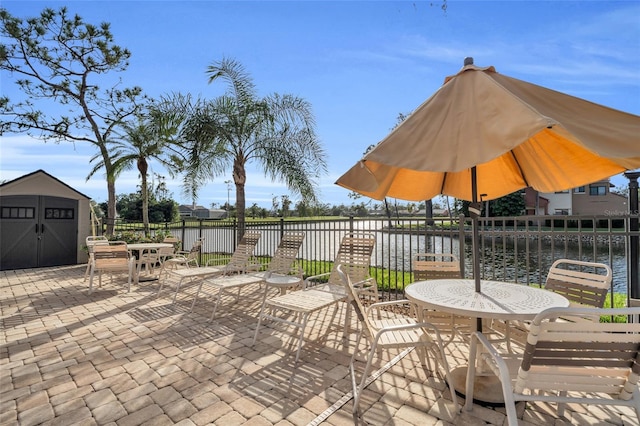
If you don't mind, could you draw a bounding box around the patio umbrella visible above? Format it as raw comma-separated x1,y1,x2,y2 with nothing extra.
336,57,640,297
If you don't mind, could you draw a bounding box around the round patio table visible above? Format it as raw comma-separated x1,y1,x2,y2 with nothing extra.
259,274,303,310
405,278,570,405
127,243,174,283
405,278,570,321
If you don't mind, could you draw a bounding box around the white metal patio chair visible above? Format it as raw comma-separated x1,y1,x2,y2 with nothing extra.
501,259,613,347
84,235,109,281
158,232,261,303
464,306,640,426
88,241,136,294
204,231,263,274
161,237,205,271
138,236,181,275
411,252,472,346
544,259,612,308
191,231,305,320
304,232,378,301
338,264,459,423
252,233,377,363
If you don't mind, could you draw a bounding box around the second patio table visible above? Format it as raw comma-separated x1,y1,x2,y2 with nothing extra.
405,278,570,404
127,242,174,283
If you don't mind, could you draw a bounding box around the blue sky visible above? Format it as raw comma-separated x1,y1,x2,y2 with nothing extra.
2,1,639,209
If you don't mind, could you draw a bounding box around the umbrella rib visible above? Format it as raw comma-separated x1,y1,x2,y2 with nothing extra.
440,172,448,196
509,151,530,187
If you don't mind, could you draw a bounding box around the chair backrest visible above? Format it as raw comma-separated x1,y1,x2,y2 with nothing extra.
516,306,640,402
185,238,204,259
412,252,461,281
223,231,262,272
327,233,376,286
266,232,305,274
160,236,180,256
86,236,109,253
544,259,612,308
93,242,131,269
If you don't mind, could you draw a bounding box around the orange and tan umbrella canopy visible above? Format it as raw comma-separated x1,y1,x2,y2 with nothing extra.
336,60,640,202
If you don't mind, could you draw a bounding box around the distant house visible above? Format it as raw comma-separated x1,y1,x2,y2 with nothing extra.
535,179,627,216
524,188,550,215
178,205,227,219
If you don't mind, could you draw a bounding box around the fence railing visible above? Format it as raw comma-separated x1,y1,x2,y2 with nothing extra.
106,214,640,305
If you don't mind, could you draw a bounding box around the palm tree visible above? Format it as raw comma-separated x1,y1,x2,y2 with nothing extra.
173,57,327,238
89,114,180,236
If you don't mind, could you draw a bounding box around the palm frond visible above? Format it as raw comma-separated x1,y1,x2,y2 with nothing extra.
206,57,257,109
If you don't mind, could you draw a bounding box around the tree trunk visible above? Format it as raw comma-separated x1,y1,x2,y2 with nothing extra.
106,179,117,236
141,173,150,237
139,158,149,237
234,158,246,243
425,199,434,226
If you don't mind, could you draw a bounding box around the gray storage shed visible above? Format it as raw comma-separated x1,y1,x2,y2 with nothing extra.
0,170,91,270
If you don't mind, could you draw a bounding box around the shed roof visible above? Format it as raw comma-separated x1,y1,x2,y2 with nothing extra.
0,169,90,200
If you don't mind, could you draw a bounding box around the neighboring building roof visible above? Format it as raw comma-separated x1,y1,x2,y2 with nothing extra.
0,169,90,200
179,204,208,211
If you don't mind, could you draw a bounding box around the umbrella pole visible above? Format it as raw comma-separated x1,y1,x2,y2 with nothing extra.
471,167,482,332
471,167,481,292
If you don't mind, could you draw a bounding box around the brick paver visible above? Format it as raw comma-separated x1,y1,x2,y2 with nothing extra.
1,265,637,425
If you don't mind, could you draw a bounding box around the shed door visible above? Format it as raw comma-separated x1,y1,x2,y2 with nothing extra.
0,195,78,270
40,196,78,267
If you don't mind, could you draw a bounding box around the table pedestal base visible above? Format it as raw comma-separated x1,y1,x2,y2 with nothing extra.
450,366,505,406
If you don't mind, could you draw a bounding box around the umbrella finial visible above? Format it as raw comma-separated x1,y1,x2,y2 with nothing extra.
464,57,474,66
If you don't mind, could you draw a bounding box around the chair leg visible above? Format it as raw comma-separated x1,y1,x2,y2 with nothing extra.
557,391,567,416
127,264,132,292
171,279,186,305
189,279,206,312
502,384,519,426
84,258,92,282
209,288,225,322
431,343,459,410
294,312,311,363
416,336,434,371
88,267,95,294
252,309,264,345
352,334,377,417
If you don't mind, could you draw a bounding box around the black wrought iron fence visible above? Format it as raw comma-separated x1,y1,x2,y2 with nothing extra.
106,214,639,305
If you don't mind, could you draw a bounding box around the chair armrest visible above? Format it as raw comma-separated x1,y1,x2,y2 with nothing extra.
206,256,231,267
367,298,412,311
304,272,331,289
288,263,304,278
351,277,377,289
245,257,262,272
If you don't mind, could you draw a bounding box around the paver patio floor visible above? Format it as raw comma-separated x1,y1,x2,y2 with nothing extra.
1,265,638,425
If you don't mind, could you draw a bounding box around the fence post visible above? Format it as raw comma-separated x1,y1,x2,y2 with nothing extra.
232,218,237,252
198,219,204,266
625,171,640,300
181,220,186,251
458,214,466,278
349,216,354,233
280,218,285,238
